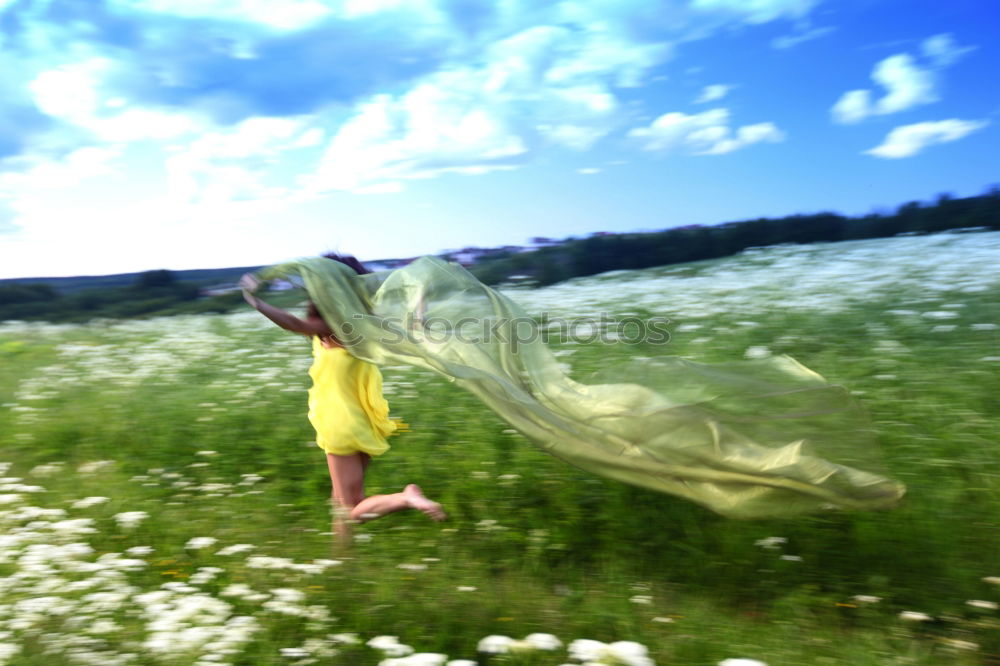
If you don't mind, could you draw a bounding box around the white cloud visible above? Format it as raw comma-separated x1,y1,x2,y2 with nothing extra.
830,89,871,124
29,58,108,122
0,146,122,192
541,20,670,89
831,35,974,124
628,108,785,155
108,0,336,31
771,25,835,49
865,119,988,159
694,84,731,103
164,115,318,204
308,79,529,193
831,53,936,124
29,58,205,143
306,22,669,192
921,33,976,67
871,54,936,114
690,0,819,24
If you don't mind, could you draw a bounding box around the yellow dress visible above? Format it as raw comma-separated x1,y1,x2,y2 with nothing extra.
307,336,402,456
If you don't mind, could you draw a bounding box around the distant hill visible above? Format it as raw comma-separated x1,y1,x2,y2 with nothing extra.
0,266,266,295
0,259,422,294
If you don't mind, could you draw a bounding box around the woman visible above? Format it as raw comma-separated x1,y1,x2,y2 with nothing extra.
240,253,445,540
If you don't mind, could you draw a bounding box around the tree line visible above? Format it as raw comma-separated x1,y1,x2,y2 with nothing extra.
469,187,1000,286
0,269,243,322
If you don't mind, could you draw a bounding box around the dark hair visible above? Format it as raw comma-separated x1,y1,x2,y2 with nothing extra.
306,253,370,320
322,252,372,275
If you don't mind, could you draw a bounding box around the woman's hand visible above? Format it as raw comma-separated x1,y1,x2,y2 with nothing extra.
239,273,261,293
239,273,262,306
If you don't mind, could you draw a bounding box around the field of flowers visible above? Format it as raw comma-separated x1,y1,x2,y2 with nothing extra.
1,231,999,665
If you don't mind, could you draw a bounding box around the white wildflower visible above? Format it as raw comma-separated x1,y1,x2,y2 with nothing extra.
190,567,224,585
476,519,505,532
719,660,768,666
754,536,786,550
220,584,269,602
524,633,562,650
271,588,306,603
605,641,654,666
312,558,343,569
744,346,771,359
899,611,932,621
279,648,309,659
1,482,44,492
72,496,110,509
507,640,535,653
51,518,97,535
29,462,64,477
217,543,256,556
568,639,607,662
185,536,218,550
87,619,121,634
852,595,881,604
368,636,414,658
330,633,360,645
387,654,448,666
280,647,310,658
113,511,149,529
477,635,514,654
246,556,295,569
967,600,999,610
397,563,428,571
78,460,116,474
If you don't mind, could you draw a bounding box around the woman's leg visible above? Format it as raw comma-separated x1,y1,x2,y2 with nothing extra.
326,452,365,542
325,453,447,530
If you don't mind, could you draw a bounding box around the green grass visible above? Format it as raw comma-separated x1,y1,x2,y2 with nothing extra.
2,239,1000,665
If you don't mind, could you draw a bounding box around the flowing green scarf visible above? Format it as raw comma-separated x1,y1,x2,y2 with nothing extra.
261,256,905,519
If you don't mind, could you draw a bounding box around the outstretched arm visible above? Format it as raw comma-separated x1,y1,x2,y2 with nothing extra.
240,273,331,337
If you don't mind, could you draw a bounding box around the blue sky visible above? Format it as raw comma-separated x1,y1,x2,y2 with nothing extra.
0,0,996,278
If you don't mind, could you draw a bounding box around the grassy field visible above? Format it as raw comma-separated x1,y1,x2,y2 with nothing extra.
1,231,999,665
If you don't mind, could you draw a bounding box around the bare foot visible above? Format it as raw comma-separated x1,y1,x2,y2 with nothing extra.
403,484,447,521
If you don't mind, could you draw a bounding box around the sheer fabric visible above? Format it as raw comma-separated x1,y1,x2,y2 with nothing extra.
262,256,905,519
